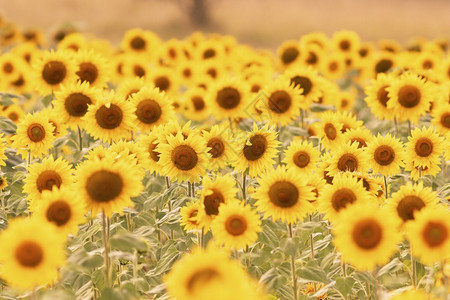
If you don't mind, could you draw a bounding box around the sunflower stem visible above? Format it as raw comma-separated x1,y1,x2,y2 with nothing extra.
410,244,417,289
187,181,192,197
102,210,112,288
27,149,31,168
383,175,388,199
393,117,399,136
168,200,174,240
300,109,305,130
191,182,195,197
228,117,234,136
77,126,83,151
201,227,205,248
309,214,315,261
342,257,347,277
443,260,449,296
288,223,298,300
407,120,412,136
133,249,138,283
241,173,247,202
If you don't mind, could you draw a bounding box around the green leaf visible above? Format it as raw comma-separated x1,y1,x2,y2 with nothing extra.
335,276,355,299
280,237,299,257
110,231,147,253
0,116,17,134
297,263,329,283
98,287,140,300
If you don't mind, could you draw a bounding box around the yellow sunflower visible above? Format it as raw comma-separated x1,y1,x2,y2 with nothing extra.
33,187,87,236
11,112,56,160
282,139,320,174
364,72,396,120
37,107,68,139
82,91,136,142
11,41,39,65
109,140,151,176
197,174,239,229
74,49,110,88
57,32,88,52
405,159,442,182
201,123,237,171
157,132,210,183
0,175,8,190
282,67,323,107
326,141,370,176
366,133,406,176
304,173,326,211
180,201,202,232
253,166,314,224
121,28,161,57
137,128,164,175
116,76,148,101
277,40,302,69
341,127,374,149
0,53,22,83
233,123,280,178
333,202,402,271
2,103,25,123
406,126,445,169
331,30,361,54
147,66,180,96
318,172,372,222
387,181,440,224
320,52,347,80
0,218,65,290
130,86,175,132
211,201,261,250
431,103,450,137
335,111,364,133
362,51,397,79
316,111,344,150
75,154,143,217
208,79,250,120
182,87,210,122
31,49,77,95
406,207,450,265
336,89,357,112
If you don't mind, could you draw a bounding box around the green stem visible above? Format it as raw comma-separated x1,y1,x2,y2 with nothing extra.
309,214,315,260
102,210,111,288
191,182,195,197
133,249,138,283
288,223,298,300
410,244,416,289
78,126,83,151
241,173,246,202
228,117,234,136
383,175,388,199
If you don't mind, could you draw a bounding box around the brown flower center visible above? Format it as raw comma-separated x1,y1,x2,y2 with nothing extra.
12,76,25,87
42,60,67,85
281,47,299,65
337,153,358,172
86,170,123,203
396,195,425,221
76,62,98,84
46,200,71,226
290,76,312,96
293,151,310,168
414,137,433,157
329,61,338,72
350,138,367,148
27,123,46,142
136,99,162,124
15,241,43,267
375,59,393,74
203,188,224,215
398,85,421,108
65,93,92,117
187,268,220,294
376,85,389,107
373,145,395,166
324,170,333,184
331,188,356,212
207,137,225,158
3,62,13,73
182,68,192,78
268,181,299,208
352,219,383,249
36,170,62,193
203,49,216,59
251,84,261,93
225,215,247,236
154,76,170,92
192,96,205,111
339,40,350,51
95,104,123,129
243,134,267,161
216,87,241,109
422,221,448,247
133,65,145,77
171,145,198,171
206,68,217,79
130,36,146,50
268,90,292,114
324,123,337,140
148,140,160,162
440,112,450,128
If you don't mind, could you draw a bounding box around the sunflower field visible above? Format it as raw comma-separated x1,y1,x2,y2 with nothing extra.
0,17,448,300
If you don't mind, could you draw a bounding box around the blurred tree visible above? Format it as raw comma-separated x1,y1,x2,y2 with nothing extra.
177,0,211,28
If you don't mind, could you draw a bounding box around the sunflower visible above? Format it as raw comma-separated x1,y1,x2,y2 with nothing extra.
406,207,450,265
158,120,195,143
180,201,202,231
300,43,324,68
353,173,382,201
200,59,227,82
316,111,344,150
137,128,164,175
82,91,136,142
57,32,88,52
333,202,401,271
22,27,46,46
11,112,56,160
262,77,302,125
12,41,39,65
326,141,370,176
362,51,397,79
320,52,347,80
0,134,7,167
74,49,110,88
194,39,226,62
282,67,323,107
332,30,360,55
211,201,261,250
109,140,151,176
364,73,396,120
1,104,24,124
405,159,442,181
197,174,239,229
208,79,249,120
277,40,302,69
182,87,210,121
335,111,364,133
431,103,450,137
314,77,340,106
201,123,236,171
23,156,73,212
318,172,372,222
406,126,445,169
162,38,185,66
366,133,406,176
157,132,210,183
0,175,8,190
121,54,150,78
121,28,161,56
176,60,198,85
387,181,440,224
147,66,180,96
233,123,280,178
129,86,175,132
32,49,77,95
341,127,374,149
253,166,314,224
0,53,22,82
387,72,435,123
282,139,320,173
38,107,68,139
33,187,86,236
75,154,143,217
0,218,65,290
300,32,330,52
305,173,326,210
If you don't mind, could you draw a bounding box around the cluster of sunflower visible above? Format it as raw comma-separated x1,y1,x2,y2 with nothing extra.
0,16,448,299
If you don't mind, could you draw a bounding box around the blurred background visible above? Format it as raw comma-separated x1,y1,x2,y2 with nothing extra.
0,0,449,48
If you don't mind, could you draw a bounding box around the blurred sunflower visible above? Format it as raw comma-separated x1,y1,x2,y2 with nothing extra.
109,140,151,175
180,201,202,232
335,111,364,133
366,133,406,176
332,30,361,55
364,73,396,120
305,173,326,210
137,129,163,175
116,76,148,101
182,87,210,122
201,123,236,171
208,79,249,120
326,141,370,176
405,159,442,181
57,32,88,52
283,67,323,107
430,103,450,137
74,49,110,88
121,28,161,56
277,40,302,69
405,126,445,169
148,67,180,95
282,139,320,173
320,52,346,80
342,127,374,149
1,104,25,124
317,111,344,149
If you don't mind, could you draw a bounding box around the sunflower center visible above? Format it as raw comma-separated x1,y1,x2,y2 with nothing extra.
324,170,333,184
15,241,43,268
203,49,216,59
337,153,358,172
306,51,318,65
86,170,123,203
293,151,310,168
46,200,71,226
324,123,337,140
203,188,224,215
375,59,393,74
422,221,448,247
243,134,267,161
12,76,25,87
329,61,338,71
27,123,46,142
148,140,160,162
9,112,19,121
188,209,199,225
154,76,170,92
187,268,220,294
339,40,350,51
290,76,312,96
251,84,261,93
373,145,395,166
207,68,217,79
133,65,145,77
36,170,62,193
136,99,162,124
3,62,13,73
168,48,176,59
207,137,225,158
268,90,292,113
216,87,241,109
182,68,192,78
350,138,367,148
331,188,356,212
192,96,205,111
440,113,450,128
414,137,433,157
225,215,247,236
352,219,383,249
281,47,299,64
130,36,146,50
396,195,425,221
65,93,92,117
95,104,123,129
42,60,67,85
171,145,198,171
268,181,299,208
76,62,98,84
398,85,421,108
376,85,389,107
